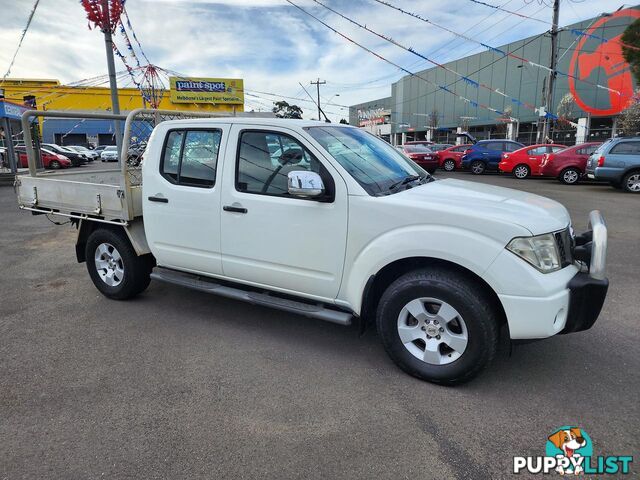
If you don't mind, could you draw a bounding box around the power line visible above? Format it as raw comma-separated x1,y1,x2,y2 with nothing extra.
465,0,550,24
371,0,629,98
285,0,513,120
1,0,41,84
312,0,538,115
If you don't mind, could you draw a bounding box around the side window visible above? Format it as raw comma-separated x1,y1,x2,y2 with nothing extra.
237,130,328,197
160,129,221,187
610,141,640,154
505,142,521,152
162,130,183,183
528,146,546,155
485,142,502,151
583,145,597,155
550,146,565,153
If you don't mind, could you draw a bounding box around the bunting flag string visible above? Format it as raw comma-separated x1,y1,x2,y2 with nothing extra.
118,22,142,69
465,0,549,24
122,6,151,64
371,0,630,99
285,0,513,121
569,28,640,51
1,0,41,83
309,0,535,118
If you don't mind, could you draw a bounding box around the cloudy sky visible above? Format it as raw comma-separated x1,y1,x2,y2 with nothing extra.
0,0,619,121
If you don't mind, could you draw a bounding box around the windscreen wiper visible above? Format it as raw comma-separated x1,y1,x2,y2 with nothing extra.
388,174,428,191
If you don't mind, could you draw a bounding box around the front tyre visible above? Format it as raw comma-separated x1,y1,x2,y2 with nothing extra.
376,268,499,385
470,160,486,175
443,159,456,171
85,228,153,300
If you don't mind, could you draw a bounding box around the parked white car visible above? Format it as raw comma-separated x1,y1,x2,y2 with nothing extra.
100,145,118,161
16,115,609,384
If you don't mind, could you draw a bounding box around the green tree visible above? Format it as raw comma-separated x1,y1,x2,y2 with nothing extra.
617,92,640,136
622,19,640,82
272,101,303,119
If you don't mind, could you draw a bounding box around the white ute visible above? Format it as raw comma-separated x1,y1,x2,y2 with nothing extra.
15,110,609,384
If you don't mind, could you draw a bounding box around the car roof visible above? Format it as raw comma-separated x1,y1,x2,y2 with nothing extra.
160,117,350,129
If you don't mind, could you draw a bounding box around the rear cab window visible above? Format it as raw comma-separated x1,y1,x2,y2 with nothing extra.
161,129,222,188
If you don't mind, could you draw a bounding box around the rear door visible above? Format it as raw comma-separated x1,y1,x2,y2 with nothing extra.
219,124,348,300
143,125,229,275
484,141,505,167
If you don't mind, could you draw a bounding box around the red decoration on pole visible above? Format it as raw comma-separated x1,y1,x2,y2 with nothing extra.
80,0,125,33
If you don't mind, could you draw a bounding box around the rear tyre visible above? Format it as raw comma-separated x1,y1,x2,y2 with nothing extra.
427,168,437,174
376,268,499,385
559,167,580,185
443,159,456,171
622,171,640,193
470,160,486,175
85,228,153,300
513,164,530,179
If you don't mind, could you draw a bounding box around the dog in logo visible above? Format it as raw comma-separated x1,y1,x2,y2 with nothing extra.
548,427,587,475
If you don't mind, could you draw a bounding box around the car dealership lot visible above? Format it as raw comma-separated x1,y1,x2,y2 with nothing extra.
1,173,638,479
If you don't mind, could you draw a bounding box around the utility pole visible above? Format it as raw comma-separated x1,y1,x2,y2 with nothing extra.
540,0,560,143
311,78,326,121
101,0,123,159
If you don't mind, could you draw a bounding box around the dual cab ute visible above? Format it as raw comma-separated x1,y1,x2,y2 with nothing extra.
15,110,609,384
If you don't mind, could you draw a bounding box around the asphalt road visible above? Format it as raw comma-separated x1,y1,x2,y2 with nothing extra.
1,170,638,479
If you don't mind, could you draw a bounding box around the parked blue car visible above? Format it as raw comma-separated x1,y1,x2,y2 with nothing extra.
460,140,525,174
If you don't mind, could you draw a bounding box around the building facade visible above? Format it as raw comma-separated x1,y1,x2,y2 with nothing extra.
0,77,244,146
349,8,639,146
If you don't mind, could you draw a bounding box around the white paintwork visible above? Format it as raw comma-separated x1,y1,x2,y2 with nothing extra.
21,117,603,341
142,122,231,276
219,124,348,299
138,118,583,341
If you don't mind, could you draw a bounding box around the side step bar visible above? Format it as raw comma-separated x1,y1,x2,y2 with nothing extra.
150,267,353,326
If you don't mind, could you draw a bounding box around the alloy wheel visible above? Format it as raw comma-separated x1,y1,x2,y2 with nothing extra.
397,297,468,365
514,165,529,179
626,173,640,192
471,161,485,174
94,242,125,287
563,169,579,184
443,160,455,171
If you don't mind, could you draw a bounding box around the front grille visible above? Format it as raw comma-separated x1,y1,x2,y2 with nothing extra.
555,228,573,268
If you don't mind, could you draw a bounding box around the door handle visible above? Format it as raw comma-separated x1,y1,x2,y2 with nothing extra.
148,196,168,203
223,205,247,214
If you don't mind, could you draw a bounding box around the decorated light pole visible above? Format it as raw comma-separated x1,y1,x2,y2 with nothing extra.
81,0,125,158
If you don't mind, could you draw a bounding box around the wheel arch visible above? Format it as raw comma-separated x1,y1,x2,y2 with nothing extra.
75,219,151,263
359,256,507,333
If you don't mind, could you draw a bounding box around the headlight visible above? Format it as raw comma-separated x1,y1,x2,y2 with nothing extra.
506,233,561,273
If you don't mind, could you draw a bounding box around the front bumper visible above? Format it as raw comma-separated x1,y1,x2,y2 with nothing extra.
562,210,608,333
496,211,608,339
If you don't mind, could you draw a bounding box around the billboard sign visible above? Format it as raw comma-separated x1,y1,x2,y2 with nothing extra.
169,77,244,105
358,107,390,127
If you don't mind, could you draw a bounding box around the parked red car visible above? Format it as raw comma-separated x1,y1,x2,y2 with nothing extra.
539,142,602,184
498,144,566,179
16,146,72,170
436,144,473,171
400,144,438,173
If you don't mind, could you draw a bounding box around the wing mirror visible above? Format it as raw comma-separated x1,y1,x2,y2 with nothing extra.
287,171,325,198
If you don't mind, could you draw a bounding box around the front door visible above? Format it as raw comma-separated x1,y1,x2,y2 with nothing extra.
219,125,348,301
143,125,229,275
